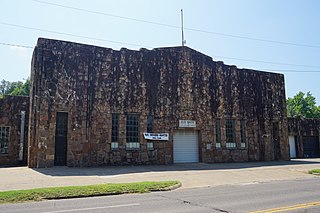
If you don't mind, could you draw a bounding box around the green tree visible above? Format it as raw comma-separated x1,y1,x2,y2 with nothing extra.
0,78,30,98
0,80,11,96
287,91,320,118
10,79,30,96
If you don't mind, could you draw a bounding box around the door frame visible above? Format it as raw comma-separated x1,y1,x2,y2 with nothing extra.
272,122,281,160
54,112,68,166
289,135,297,158
173,130,200,163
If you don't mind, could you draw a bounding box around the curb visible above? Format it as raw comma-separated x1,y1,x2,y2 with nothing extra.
310,173,320,176
151,182,182,192
46,182,182,200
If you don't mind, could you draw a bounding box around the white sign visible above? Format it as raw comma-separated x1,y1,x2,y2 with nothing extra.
143,133,169,141
179,120,196,128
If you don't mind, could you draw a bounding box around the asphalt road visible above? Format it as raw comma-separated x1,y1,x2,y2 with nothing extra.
1,177,320,213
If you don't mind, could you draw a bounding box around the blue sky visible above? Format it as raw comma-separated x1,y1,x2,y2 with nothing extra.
1,0,320,104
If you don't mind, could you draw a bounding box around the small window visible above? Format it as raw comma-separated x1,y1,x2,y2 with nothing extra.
206,143,212,150
226,119,236,149
147,115,153,133
111,142,118,149
111,113,119,150
216,143,221,149
0,127,10,154
215,119,221,148
279,96,284,115
126,114,140,149
147,142,154,150
240,120,246,148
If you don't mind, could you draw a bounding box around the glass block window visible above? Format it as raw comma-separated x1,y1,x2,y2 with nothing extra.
127,141,140,149
147,115,153,133
226,119,236,149
126,114,140,149
0,127,10,154
111,113,119,150
216,143,221,148
111,142,118,149
206,143,212,150
240,120,246,148
147,142,154,150
215,119,221,148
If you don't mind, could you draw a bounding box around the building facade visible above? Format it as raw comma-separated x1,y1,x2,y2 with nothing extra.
0,95,29,166
288,118,320,158
27,38,289,168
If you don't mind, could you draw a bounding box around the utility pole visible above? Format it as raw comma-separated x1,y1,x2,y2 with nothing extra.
181,9,186,46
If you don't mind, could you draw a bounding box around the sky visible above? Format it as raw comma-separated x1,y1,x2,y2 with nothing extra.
1,0,320,104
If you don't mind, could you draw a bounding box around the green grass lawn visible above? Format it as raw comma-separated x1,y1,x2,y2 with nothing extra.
0,181,180,204
309,169,320,174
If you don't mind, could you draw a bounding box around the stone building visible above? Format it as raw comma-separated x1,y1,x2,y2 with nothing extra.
0,95,29,166
288,118,320,158
27,38,289,168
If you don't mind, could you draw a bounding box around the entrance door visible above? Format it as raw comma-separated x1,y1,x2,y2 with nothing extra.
54,112,68,166
173,130,199,163
273,122,281,160
303,136,320,158
289,136,296,158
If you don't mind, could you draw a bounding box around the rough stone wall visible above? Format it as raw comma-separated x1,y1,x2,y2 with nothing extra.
0,95,29,166
288,118,320,157
28,38,288,167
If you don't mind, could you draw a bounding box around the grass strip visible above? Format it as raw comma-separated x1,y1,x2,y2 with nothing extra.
308,169,320,174
0,181,180,204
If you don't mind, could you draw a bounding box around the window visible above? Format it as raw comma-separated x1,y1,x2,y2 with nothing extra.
146,116,154,150
111,113,119,149
206,143,212,150
126,114,140,149
279,96,283,116
147,115,153,133
147,142,154,150
240,120,246,148
0,127,10,154
215,119,221,148
226,119,236,148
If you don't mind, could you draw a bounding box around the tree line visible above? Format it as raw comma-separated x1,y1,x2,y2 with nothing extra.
0,79,30,98
0,79,319,118
287,91,320,118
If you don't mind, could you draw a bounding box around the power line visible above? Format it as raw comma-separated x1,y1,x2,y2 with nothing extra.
31,0,179,29
31,0,320,49
185,28,320,49
1,41,320,73
1,38,320,72
0,22,151,48
264,69,320,73
0,42,33,49
212,55,320,68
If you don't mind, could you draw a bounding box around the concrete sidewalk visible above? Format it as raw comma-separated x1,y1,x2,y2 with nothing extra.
1,159,320,191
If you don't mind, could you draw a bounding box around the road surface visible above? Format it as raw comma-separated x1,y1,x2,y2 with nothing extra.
1,177,320,213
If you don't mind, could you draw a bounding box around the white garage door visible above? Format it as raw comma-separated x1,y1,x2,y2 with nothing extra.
173,130,199,163
289,136,296,158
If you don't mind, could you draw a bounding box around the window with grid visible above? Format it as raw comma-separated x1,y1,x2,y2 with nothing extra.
215,119,221,148
147,115,153,133
111,113,119,149
226,119,236,148
240,120,246,148
147,142,154,150
0,127,10,154
126,114,140,149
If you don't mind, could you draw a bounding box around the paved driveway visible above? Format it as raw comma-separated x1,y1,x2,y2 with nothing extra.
1,159,320,191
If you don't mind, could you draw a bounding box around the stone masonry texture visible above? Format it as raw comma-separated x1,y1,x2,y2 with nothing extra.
0,95,29,166
28,38,289,168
